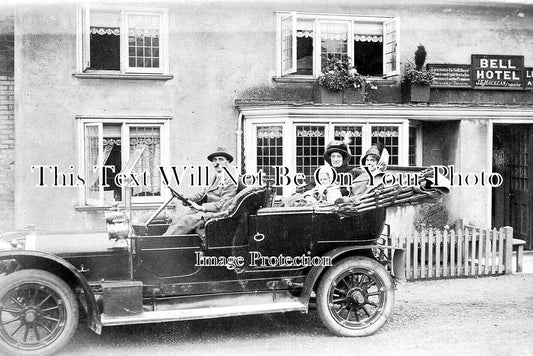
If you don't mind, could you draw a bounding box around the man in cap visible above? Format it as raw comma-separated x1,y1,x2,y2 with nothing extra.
164,147,238,236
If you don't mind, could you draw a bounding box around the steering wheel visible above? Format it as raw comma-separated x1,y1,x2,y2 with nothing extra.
167,185,180,199
167,185,193,207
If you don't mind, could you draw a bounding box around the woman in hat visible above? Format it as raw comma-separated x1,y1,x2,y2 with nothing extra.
350,141,388,197
322,140,357,197
286,140,355,206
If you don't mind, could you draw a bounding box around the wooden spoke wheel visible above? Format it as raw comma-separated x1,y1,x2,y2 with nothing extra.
0,269,78,356
317,256,394,336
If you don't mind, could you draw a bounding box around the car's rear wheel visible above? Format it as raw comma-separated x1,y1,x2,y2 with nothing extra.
316,256,394,336
0,269,78,356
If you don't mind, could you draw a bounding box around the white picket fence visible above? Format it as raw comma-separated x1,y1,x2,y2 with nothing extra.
390,226,514,280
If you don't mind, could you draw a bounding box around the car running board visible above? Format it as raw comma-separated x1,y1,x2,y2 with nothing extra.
101,301,308,326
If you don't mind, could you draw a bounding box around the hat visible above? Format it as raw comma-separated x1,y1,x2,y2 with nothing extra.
207,147,234,163
323,140,352,166
361,142,384,166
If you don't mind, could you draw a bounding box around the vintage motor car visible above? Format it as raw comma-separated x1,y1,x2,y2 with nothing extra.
0,179,412,355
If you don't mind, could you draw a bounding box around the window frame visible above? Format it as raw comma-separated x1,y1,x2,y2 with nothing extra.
244,116,410,196
78,4,169,75
77,116,170,207
275,11,400,79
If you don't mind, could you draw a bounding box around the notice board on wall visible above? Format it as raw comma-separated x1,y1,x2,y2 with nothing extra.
471,54,524,89
525,68,533,89
427,64,472,88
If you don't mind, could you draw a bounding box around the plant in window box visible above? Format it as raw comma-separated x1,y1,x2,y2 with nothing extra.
403,45,434,103
314,56,374,104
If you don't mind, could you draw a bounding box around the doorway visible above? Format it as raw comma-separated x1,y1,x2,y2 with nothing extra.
492,124,533,249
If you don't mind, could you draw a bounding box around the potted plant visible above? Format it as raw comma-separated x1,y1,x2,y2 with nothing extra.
403,45,434,103
314,56,374,104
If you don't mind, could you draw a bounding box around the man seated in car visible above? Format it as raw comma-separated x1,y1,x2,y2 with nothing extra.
164,147,238,236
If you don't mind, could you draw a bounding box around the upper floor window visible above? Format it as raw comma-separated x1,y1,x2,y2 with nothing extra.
276,12,400,78
79,5,169,74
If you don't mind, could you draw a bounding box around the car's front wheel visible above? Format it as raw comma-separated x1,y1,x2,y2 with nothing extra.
0,269,79,356
316,256,394,337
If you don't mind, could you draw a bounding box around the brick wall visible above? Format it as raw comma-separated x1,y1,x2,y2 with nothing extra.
0,9,14,231
0,75,14,231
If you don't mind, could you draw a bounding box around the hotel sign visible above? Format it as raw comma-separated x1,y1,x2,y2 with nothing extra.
428,54,533,90
526,68,533,89
471,54,524,89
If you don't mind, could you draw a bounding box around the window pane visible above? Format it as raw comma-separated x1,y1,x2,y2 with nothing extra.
130,126,161,197
409,127,417,166
296,125,325,183
85,125,100,201
353,22,383,76
371,125,399,165
128,14,161,69
89,11,121,70
320,22,348,67
384,19,398,74
296,20,313,75
334,126,363,166
281,16,294,72
257,126,283,194
103,124,122,202
353,39,383,76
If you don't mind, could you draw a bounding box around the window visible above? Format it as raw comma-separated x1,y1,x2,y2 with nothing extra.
256,126,284,194
409,126,417,166
245,116,413,196
80,5,168,74
277,12,399,78
80,118,169,206
295,125,326,182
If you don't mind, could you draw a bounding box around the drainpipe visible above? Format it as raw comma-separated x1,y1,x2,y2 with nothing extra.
235,112,243,173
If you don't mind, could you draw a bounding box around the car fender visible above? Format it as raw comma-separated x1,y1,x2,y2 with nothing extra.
300,245,404,305
0,250,102,334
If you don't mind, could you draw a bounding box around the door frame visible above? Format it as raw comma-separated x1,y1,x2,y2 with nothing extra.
489,119,533,248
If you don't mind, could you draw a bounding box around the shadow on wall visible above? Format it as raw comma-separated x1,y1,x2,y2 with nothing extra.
0,13,14,77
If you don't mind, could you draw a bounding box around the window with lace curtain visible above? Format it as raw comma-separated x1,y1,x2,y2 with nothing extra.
246,119,414,196
276,12,400,78
80,5,168,74
81,119,168,206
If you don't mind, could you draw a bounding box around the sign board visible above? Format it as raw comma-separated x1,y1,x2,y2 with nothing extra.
525,68,533,90
427,64,472,88
471,54,524,89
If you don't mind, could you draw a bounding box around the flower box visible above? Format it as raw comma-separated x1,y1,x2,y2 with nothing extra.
408,83,431,103
313,84,365,104
313,84,343,104
342,86,365,104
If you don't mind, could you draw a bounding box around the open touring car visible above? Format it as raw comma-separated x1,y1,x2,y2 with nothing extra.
0,172,421,355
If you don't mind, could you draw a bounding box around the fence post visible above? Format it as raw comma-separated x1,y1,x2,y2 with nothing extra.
503,226,514,274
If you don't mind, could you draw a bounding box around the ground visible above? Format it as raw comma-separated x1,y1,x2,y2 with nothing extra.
60,274,533,356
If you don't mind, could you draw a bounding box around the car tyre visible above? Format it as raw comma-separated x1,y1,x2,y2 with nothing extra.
316,256,394,337
0,269,79,356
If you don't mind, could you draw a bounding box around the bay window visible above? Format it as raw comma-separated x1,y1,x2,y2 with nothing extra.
244,114,415,196
79,118,169,206
276,12,399,78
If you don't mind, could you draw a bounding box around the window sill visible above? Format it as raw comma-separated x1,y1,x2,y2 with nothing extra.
273,75,398,85
73,72,174,81
75,203,175,212
272,76,316,83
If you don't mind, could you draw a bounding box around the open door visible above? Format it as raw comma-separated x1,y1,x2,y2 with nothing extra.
493,124,533,249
